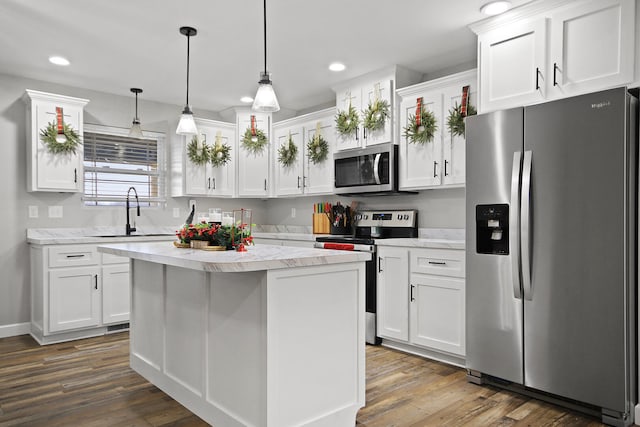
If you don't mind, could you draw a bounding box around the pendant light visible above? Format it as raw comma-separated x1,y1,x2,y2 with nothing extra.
252,0,280,112
128,88,144,138
176,26,198,135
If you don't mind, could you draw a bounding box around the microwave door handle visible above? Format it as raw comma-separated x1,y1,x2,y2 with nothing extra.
373,153,382,185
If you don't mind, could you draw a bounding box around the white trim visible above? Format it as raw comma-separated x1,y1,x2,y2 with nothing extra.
0,322,30,338
468,0,574,34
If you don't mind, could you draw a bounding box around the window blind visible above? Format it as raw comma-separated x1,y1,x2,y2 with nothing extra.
83,131,164,206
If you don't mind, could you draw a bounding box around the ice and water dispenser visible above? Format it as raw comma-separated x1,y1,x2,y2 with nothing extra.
476,204,509,255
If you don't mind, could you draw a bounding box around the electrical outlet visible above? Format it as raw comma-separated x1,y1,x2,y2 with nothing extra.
173,207,181,218
28,205,38,218
48,205,63,218
291,207,296,218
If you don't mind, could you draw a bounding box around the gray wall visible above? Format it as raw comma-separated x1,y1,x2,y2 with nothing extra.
265,188,465,228
0,71,463,330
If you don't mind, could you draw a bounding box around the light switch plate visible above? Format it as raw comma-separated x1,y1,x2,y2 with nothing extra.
28,205,38,218
48,205,63,218
173,207,180,218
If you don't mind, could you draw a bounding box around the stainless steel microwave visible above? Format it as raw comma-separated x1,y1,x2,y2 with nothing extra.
334,143,399,195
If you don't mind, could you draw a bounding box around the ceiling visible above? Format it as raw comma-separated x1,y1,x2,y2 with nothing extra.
0,0,531,116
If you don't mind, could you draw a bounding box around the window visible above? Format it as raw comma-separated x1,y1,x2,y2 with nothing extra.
83,124,165,206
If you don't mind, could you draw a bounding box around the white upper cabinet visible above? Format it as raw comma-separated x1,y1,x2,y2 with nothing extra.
172,118,235,197
237,111,271,197
397,69,476,190
472,0,636,112
273,108,336,197
477,18,547,112
548,0,635,98
333,66,422,152
23,90,89,192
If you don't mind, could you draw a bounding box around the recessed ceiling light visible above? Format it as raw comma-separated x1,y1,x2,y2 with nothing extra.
329,62,346,72
480,0,512,15
49,56,70,66
240,96,254,103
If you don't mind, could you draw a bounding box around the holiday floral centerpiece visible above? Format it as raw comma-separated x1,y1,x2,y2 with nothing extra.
176,221,254,251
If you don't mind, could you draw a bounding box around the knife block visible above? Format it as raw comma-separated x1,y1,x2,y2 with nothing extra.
312,213,330,234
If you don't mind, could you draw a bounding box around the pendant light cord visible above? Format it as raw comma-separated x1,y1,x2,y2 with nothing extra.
186,33,191,106
263,0,267,74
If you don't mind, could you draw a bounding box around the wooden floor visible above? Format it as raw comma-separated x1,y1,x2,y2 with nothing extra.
0,333,604,427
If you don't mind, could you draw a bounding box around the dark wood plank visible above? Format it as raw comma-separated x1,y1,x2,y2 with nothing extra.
0,333,605,426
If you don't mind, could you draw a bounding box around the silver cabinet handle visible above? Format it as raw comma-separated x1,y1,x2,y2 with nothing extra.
433,161,438,178
553,63,558,86
378,256,383,272
264,179,267,191
428,261,446,265
74,168,77,183
94,274,98,290
208,177,211,189
297,176,301,188
410,284,415,302
66,254,85,258
303,176,307,188
212,178,216,190
535,67,541,90
521,150,533,300
444,160,449,176
510,151,523,299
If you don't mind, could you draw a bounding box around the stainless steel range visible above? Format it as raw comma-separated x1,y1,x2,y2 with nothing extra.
315,209,418,344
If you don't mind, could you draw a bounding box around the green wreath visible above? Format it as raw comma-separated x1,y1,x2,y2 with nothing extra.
404,109,438,144
447,102,477,137
241,127,268,154
209,143,231,167
307,133,329,164
40,121,81,154
187,136,209,165
278,134,298,167
362,99,390,132
335,105,359,136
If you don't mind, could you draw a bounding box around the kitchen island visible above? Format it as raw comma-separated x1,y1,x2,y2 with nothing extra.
98,241,369,427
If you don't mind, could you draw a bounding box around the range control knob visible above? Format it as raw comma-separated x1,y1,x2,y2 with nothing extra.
403,214,410,220
363,214,369,220
397,214,402,220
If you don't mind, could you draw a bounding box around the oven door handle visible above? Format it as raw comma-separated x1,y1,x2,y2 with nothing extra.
373,153,382,185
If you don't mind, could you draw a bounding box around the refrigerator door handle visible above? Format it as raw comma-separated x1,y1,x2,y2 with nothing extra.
521,150,533,300
510,151,523,299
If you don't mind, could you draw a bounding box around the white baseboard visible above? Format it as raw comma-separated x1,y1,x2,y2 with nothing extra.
0,322,30,339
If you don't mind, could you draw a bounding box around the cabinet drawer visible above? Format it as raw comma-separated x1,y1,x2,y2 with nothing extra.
48,245,99,268
102,252,130,265
410,248,464,278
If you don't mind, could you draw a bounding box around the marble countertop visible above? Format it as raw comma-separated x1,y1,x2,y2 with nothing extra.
27,227,177,245
98,241,371,273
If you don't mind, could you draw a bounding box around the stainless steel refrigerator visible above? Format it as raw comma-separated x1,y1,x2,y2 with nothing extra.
465,87,637,426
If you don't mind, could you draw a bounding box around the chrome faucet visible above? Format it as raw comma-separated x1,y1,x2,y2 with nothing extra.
126,186,140,235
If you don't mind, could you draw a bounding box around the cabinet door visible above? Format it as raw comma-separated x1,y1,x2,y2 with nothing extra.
334,89,362,151
361,79,393,147
399,92,443,190
237,113,270,197
34,102,83,191
49,266,100,332
303,117,335,195
376,247,409,341
274,125,304,196
549,0,635,98
410,274,465,356
478,18,547,112
102,263,130,324
207,125,236,197
184,136,208,196
442,82,476,186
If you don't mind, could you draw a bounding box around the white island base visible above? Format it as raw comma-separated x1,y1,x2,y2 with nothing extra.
118,244,366,427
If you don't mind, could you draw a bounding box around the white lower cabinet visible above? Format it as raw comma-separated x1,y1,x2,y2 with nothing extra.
102,263,131,324
30,242,132,344
49,266,101,332
377,245,465,362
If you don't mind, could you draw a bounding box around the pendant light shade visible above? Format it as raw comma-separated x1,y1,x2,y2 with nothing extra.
128,88,144,138
176,26,198,136
252,0,280,112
